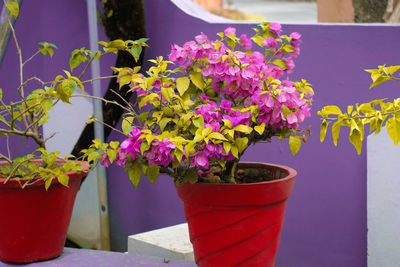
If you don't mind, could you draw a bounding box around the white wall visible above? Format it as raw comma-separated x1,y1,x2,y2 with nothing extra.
367,127,400,266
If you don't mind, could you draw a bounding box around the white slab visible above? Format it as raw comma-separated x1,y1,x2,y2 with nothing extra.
127,223,194,261
367,126,400,267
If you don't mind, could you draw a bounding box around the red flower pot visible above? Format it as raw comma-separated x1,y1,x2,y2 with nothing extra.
0,160,88,263
175,162,296,267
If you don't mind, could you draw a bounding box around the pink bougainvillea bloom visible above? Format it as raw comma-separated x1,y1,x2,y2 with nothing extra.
224,26,236,36
290,32,302,42
220,99,231,113
120,128,143,160
115,150,127,166
286,113,298,124
263,36,277,48
144,139,176,167
100,153,111,167
199,93,209,102
191,152,209,169
195,32,208,43
239,34,252,50
269,23,282,36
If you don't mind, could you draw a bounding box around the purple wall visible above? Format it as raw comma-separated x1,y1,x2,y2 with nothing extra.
2,1,400,266
107,1,400,266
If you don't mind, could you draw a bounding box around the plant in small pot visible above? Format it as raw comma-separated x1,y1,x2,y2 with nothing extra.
85,22,313,266
0,1,146,263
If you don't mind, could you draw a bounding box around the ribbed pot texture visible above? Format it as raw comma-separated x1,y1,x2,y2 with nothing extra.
175,162,297,267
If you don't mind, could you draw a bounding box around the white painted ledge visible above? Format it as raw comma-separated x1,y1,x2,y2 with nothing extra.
127,223,194,261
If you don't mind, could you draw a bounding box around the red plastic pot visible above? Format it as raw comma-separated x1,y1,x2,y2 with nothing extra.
0,160,88,263
176,162,297,267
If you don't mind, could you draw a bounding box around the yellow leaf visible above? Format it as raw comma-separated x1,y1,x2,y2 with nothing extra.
234,124,252,134
208,132,227,141
190,73,204,90
320,119,330,142
254,123,265,135
288,135,301,155
176,77,190,96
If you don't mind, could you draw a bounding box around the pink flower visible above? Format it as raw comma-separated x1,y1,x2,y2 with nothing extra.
115,150,127,166
191,152,209,169
120,128,143,160
269,23,282,36
263,37,277,48
239,34,252,50
290,32,302,42
195,32,208,43
224,27,236,36
100,153,111,167
220,99,231,113
144,139,176,167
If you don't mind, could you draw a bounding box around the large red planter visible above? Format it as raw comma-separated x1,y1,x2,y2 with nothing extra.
0,160,88,263
176,162,297,267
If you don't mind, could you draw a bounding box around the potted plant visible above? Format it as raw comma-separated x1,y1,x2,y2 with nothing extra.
85,22,314,266
0,2,146,263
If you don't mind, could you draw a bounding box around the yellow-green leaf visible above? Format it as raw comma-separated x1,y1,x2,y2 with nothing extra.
254,123,265,135
234,124,252,134
208,132,227,141
144,165,159,184
5,0,19,18
386,117,400,147
331,120,342,146
57,174,69,187
128,160,142,189
190,73,204,90
289,135,301,155
176,76,190,96
321,105,342,116
235,137,248,153
320,119,330,142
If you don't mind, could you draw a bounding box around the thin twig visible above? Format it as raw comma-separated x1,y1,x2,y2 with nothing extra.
23,50,41,66
78,55,96,80
91,117,125,135
71,93,134,114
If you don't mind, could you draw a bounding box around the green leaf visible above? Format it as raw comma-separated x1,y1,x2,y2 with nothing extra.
223,142,231,154
272,59,287,69
45,177,53,191
349,119,363,154
386,117,400,147
128,160,142,189
289,135,301,155
320,119,330,142
190,73,204,90
235,137,248,153
254,123,265,135
0,88,2,101
122,116,134,135
57,174,69,187
144,165,159,184
41,98,53,114
208,132,228,141
321,105,342,116
234,124,252,134
176,77,190,96
281,105,291,117
331,120,342,147
5,0,19,19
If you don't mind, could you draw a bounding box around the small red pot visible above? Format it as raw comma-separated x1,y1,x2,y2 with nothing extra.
0,160,88,263
176,162,296,267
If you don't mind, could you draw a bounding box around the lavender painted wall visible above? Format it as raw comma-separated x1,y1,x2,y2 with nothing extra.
106,1,400,266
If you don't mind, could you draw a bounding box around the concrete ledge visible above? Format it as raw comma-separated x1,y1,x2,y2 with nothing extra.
127,223,194,261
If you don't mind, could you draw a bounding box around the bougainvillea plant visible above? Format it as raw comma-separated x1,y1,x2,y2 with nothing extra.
84,22,314,187
319,65,400,154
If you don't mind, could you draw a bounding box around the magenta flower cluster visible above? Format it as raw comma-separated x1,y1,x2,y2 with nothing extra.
101,23,313,177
